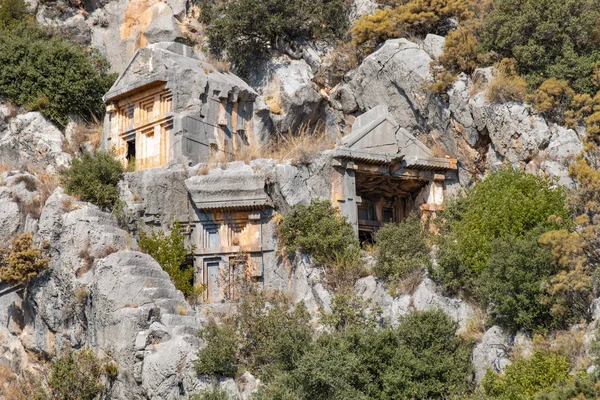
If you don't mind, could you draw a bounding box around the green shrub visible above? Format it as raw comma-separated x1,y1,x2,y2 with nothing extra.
480,232,555,332
279,199,359,266
0,0,31,30
482,350,570,399
374,214,430,280
200,0,349,75
60,151,123,211
0,233,49,284
0,23,115,127
191,387,234,400
433,167,569,295
196,292,312,380
138,221,197,298
48,347,106,400
195,321,238,378
535,372,600,400
284,309,473,400
480,0,600,94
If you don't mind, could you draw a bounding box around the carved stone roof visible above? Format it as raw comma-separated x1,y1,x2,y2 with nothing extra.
337,105,457,171
185,162,272,211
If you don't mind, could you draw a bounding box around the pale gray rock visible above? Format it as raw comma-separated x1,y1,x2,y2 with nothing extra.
237,371,259,400
258,58,324,134
472,325,511,383
292,254,332,317
37,188,130,274
355,276,411,326
349,0,377,20
0,187,21,247
423,34,445,59
0,112,71,173
412,278,476,333
343,39,433,130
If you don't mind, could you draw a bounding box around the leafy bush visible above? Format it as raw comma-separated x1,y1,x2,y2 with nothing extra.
279,199,359,266
139,221,197,298
374,214,430,280
434,168,569,296
352,0,474,51
195,321,238,378
196,292,312,380
191,387,233,400
60,151,123,211
438,25,479,74
0,23,115,127
482,350,570,399
48,348,107,400
0,233,49,284
480,232,555,332
0,0,31,30
200,0,349,75
479,0,600,94
265,309,474,400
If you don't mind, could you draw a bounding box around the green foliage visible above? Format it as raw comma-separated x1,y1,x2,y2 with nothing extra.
190,387,233,400
434,167,569,296
195,292,312,380
535,372,600,399
258,309,473,400
195,321,238,378
138,221,197,298
0,0,31,30
47,347,107,400
321,291,379,332
374,214,430,280
0,23,115,127
279,199,359,267
480,232,555,332
60,151,123,211
480,0,600,94
200,0,349,75
0,233,49,284
482,350,570,400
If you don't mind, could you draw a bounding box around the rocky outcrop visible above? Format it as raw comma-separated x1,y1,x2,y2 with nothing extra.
0,110,71,173
472,325,511,383
355,276,477,333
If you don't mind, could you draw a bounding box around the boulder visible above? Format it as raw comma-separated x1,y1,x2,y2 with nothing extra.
0,112,71,173
472,325,511,383
342,39,434,130
355,276,411,326
412,278,477,334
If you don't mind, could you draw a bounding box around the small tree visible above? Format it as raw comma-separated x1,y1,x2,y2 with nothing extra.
279,199,358,266
374,214,430,280
0,233,49,284
138,221,197,298
200,0,349,75
48,348,106,400
60,151,124,211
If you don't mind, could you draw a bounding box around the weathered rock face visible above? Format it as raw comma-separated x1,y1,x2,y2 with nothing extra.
355,275,476,333
341,39,435,130
472,326,511,383
0,111,71,173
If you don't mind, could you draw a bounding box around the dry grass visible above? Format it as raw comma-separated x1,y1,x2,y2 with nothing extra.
203,55,231,73
176,304,189,316
461,308,487,341
196,124,335,175
0,365,43,400
65,121,103,155
268,125,335,165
